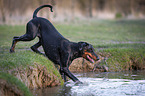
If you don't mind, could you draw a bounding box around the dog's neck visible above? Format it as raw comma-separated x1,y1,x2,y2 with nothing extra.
70,42,82,59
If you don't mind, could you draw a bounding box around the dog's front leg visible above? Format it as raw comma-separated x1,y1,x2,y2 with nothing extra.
60,60,80,82
63,67,82,84
60,51,82,83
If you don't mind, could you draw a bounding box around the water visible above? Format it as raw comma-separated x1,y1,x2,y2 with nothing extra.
32,71,145,96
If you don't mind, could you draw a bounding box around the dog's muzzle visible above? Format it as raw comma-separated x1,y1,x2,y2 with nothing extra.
82,52,99,63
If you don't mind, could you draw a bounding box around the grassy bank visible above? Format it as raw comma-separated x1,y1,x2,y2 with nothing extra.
0,72,33,96
0,50,64,95
98,48,145,72
0,51,63,80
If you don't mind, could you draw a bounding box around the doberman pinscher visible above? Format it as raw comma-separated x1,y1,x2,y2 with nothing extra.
10,5,99,84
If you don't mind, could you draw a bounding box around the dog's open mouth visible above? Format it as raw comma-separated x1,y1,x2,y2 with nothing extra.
87,55,94,63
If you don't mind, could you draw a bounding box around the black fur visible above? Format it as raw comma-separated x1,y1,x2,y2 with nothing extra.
10,5,99,83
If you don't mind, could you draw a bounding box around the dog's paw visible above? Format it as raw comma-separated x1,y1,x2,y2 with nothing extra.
75,80,83,85
10,49,15,53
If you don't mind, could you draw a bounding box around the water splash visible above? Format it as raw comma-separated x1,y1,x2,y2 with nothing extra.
33,71,145,96
66,78,145,96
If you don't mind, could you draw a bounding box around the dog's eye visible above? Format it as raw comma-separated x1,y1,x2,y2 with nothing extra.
89,49,93,52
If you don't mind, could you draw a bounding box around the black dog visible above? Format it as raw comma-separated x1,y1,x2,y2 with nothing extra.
10,5,99,83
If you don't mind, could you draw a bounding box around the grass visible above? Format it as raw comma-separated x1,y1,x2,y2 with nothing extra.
1,51,56,73
0,19,145,51
55,19,145,45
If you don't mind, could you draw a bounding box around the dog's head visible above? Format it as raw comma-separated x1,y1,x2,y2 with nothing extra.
78,42,99,63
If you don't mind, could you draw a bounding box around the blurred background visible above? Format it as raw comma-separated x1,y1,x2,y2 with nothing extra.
0,0,145,24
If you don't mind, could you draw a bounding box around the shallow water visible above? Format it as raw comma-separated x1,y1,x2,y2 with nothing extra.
32,70,145,96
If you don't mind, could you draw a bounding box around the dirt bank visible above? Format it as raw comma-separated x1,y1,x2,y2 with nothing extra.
8,63,62,89
70,57,108,72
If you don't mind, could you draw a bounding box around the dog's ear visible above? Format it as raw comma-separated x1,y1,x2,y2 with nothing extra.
78,42,88,51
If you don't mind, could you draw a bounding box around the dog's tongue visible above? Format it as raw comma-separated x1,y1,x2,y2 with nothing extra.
87,55,94,63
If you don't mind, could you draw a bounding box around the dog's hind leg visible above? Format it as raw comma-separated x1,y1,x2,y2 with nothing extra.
9,36,19,53
10,22,38,53
59,68,67,82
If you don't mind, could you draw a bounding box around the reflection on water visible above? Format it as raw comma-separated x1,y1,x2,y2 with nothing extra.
32,70,145,96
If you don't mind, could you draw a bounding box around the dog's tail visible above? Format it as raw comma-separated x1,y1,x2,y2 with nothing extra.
33,5,53,18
